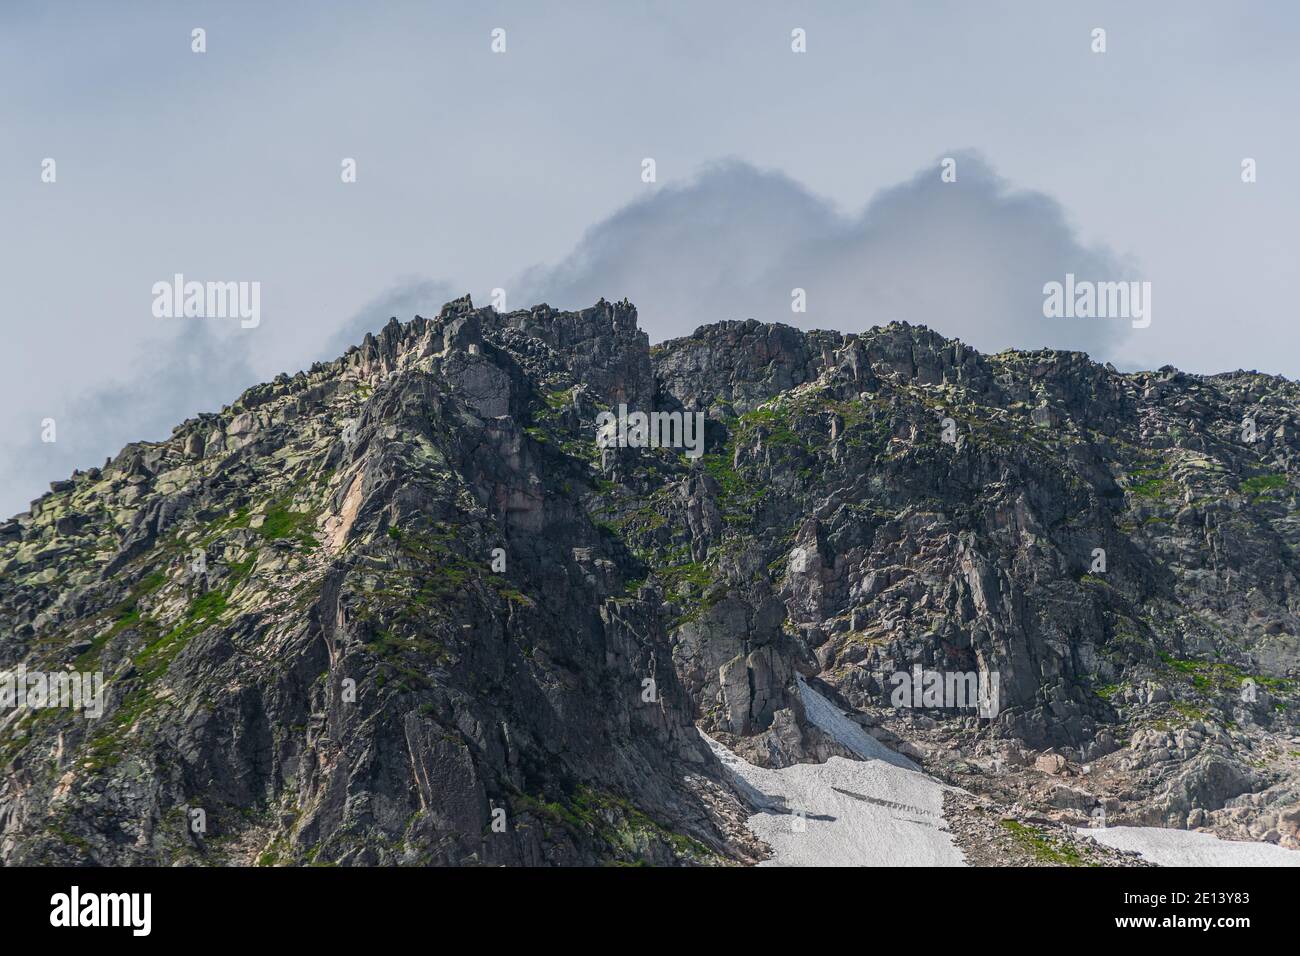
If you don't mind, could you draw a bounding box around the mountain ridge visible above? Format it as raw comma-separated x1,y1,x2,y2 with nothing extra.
3,295,1298,865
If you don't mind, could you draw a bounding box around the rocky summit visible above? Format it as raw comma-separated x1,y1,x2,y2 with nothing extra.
2,296,1298,866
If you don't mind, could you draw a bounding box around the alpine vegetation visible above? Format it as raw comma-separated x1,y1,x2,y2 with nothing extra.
2,296,1299,868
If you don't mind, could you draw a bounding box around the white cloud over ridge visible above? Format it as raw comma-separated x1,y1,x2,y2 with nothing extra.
0,155,1140,517
515,152,1136,359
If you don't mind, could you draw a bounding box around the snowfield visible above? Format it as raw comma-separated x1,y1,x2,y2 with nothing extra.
702,677,967,866
705,677,1300,868
1080,826,1300,867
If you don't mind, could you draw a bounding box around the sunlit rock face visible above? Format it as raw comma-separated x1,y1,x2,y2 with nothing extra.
2,296,1298,864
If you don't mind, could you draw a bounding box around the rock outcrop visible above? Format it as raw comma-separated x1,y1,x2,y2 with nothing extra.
2,297,1298,864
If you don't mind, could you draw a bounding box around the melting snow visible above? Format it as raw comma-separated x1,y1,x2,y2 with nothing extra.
1080,826,1300,867
702,677,966,866
705,680,1300,868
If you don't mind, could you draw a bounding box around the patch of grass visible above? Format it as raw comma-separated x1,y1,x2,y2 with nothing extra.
80,581,236,770
1158,653,1294,695
44,822,91,853
513,785,718,864
259,503,317,547
1171,701,1209,722
136,570,167,594
1129,478,1173,500
1240,473,1289,498
700,451,751,501
999,820,1086,866
134,588,228,681
543,388,572,410
1160,653,1200,675
225,555,257,588
737,406,802,448
199,507,251,545
82,687,160,770
108,604,141,635
74,568,171,667
659,561,713,592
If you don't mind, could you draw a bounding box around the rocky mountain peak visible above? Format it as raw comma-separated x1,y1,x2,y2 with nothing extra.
2,297,1298,865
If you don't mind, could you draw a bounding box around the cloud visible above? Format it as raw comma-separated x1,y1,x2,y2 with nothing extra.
0,280,471,517
512,160,841,338
513,152,1136,357
0,322,258,519
1,155,1137,518
317,277,460,363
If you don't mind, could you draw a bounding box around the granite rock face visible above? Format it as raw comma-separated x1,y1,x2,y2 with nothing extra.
2,297,1299,863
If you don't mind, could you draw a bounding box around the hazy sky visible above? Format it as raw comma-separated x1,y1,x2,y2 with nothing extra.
3,1,1299,516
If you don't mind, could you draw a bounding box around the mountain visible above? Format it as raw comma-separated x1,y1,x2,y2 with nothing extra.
2,296,1298,865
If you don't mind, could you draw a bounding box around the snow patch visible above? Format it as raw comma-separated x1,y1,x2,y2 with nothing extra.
1080,826,1300,867
701,677,965,866
797,675,919,769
